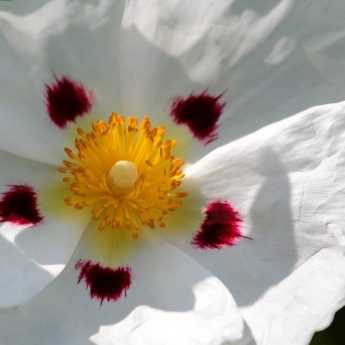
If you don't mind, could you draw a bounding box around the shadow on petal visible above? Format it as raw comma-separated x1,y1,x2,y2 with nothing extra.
0,16,242,345
0,232,241,345
0,228,53,307
238,148,296,306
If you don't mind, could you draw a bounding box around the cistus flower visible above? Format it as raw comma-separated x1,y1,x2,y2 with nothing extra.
0,1,345,345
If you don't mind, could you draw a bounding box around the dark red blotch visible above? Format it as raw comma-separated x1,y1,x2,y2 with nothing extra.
75,260,132,304
192,201,243,249
46,76,93,128
0,185,43,225
170,91,225,144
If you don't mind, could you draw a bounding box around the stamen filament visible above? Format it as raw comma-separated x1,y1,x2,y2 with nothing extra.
60,114,187,236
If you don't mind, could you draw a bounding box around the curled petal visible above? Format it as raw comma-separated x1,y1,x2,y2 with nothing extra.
183,101,345,344
0,234,244,344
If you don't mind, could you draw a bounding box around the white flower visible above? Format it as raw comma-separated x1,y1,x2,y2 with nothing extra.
0,1,345,345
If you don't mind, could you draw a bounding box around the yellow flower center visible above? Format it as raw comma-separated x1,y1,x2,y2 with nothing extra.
59,113,186,237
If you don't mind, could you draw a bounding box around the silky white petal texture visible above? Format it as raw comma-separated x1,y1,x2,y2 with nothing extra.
0,232,243,345
161,100,345,345
253,248,345,345
120,0,345,159
0,0,48,15
0,150,88,307
1,1,345,163
0,0,126,165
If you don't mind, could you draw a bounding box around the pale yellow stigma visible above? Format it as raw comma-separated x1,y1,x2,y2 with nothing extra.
59,113,186,236
107,160,139,190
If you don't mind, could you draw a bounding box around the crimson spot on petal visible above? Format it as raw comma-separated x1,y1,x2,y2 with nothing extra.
0,185,43,225
46,76,93,128
170,91,225,144
75,260,132,304
192,201,243,249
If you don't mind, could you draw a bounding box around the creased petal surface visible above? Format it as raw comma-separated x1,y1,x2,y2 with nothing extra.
170,101,345,345
1,1,345,163
0,0,345,343
0,1,48,15
0,151,88,307
0,0,125,164
121,0,345,160
0,230,243,345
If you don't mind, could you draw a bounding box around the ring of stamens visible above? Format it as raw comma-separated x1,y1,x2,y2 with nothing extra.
59,113,187,237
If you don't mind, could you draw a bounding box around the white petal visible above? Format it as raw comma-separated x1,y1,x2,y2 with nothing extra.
116,0,288,159
218,0,345,145
170,100,345,344
0,233,243,345
0,0,125,164
0,150,88,307
118,0,230,118
2,1,344,164
0,1,48,15
249,248,345,345
121,1,345,160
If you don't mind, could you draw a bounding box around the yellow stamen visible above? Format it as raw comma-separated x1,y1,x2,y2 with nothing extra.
60,113,187,236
